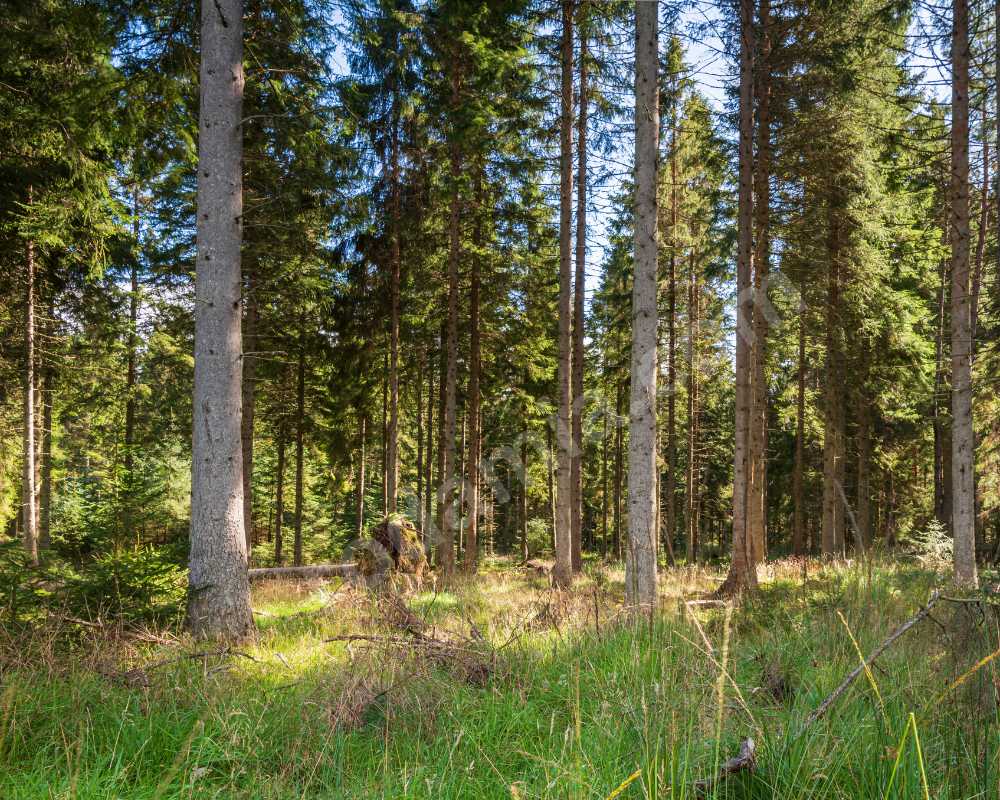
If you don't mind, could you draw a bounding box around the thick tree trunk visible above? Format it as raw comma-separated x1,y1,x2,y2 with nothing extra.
274,425,286,564
553,0,575,589
626,0,659,609
187,0,253,640
571,1,588,575
241,267,257,554
792,310,807,556
748,0,771,565
293,342,306,567
951,0,978,588
718,0,757,595
22,223,38,566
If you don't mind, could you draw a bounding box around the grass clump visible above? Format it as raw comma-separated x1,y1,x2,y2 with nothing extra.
0,558,997,798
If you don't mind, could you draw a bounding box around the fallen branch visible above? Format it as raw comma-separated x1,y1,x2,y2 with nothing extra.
248,563,355,581
694,738,756,796
803,591,940,728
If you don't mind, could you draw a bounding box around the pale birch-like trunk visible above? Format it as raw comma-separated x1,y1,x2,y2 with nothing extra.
187,0,253,640
951,0,978,587
626,0,659,609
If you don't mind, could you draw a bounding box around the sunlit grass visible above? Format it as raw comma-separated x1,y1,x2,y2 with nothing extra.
0,557,997,798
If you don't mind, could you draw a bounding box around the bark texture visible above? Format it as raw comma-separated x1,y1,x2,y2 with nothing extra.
553,0,574,589
626,0,659,610
718,0,758,595
22,221,37,565
571,0,588,574
187,0,253,641
950,0,978,587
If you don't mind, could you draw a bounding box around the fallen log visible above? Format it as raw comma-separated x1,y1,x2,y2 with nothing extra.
248,564,356,581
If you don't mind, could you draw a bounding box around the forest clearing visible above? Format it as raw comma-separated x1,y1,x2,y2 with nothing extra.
4,0,1000,795
2,557,999,799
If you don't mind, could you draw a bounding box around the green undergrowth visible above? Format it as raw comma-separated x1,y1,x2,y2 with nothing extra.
0,558,997,798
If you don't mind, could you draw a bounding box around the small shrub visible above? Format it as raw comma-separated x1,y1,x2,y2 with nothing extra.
59,547,186,627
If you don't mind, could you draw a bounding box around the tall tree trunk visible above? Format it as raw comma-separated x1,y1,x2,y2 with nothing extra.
548,422,557,552
387,96,401,515
571,0,589,575
686,252,699,563
22,213,37,566
856,381,872,549
39,360,53,550
614,377,624,561
719,0,757,595
971,133,988,347
425,361,434,549
355,412,367,541
553,0,575,588
520,427,529,561
626,0,659,609
792,308,807,556
951,0,978,587
293,341,305,567
416,351,424,534
821,210,846,557
665,70,678,565
125,186,140,491
933,255,949,530
602,399,609,555
440,65,462,575
436,323,446,549
381,354,388,516
187,0,253,640
748,0,771,565
241,267,257,554
464,174,483,572
275,423,286,565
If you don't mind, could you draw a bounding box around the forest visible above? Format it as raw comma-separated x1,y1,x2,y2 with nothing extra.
2,0,1000,797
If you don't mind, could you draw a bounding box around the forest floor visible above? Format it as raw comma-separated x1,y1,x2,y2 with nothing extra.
0,556,998,799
